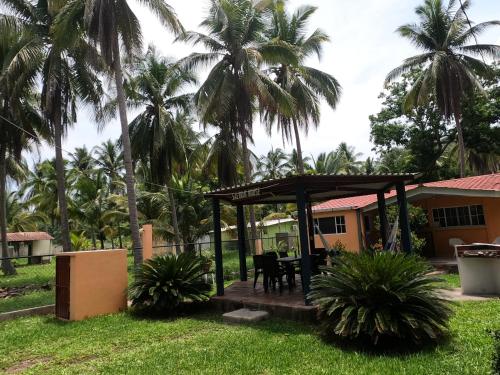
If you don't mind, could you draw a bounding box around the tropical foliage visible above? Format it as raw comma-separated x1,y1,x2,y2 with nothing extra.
128,253,211,314
308,252,454,347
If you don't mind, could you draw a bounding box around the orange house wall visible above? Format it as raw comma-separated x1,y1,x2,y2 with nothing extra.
313,210,363,252
415,196,499,258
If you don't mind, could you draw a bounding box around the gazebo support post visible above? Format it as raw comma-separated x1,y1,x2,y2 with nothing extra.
212,198,224,296
377,191,389,247
236,204,247,281
306,202,316,254
396,182,412,253
296,185,312,303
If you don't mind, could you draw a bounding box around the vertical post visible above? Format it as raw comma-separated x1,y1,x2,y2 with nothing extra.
212,198,224,296
396,183,412,253
296,185,312,303
306,202,316,254
236,205,247,281
355,209,364,251
141,224,153,261
377,191,389,248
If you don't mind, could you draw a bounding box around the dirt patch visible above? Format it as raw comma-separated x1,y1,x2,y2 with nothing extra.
5,357,52,374
64,354,98,365
0,284,52,299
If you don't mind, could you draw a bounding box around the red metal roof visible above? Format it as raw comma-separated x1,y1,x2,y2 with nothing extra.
313,173,500,212
6,232,54,242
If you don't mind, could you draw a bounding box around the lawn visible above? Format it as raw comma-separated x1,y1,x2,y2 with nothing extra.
0,300,498,374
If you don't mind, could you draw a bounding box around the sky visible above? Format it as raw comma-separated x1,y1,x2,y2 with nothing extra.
35,0,500,164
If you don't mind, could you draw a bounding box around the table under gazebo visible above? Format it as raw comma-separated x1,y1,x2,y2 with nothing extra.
205,173,417,304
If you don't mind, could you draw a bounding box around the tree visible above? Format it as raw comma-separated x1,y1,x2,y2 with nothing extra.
264,1,341,174
57,0,184,266
180,0,296,242
94,140,124,194
254,147,288,180
335,142,363,174
2,0,106,252
386,0,500,177
371,69,454,180
126,47,196,251
0,17,44,274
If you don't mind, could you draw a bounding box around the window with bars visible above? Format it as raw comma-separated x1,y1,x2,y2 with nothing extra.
315,216,347,234
432,205,485,228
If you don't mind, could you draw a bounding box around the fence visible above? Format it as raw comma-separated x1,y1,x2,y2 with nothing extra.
0,234,300,314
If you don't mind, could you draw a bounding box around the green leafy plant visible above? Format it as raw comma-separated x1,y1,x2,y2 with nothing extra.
129,253,212,314
308,252,453,348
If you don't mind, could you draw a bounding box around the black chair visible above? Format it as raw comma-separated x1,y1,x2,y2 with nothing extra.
278,251,288,258
262,254,286,293
253,255,264,288
278,251,298,287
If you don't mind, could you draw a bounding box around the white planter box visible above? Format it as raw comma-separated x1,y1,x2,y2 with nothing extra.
456,244,500,295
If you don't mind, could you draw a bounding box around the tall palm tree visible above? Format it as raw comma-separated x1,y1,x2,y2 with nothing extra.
312,151,341,174
286,149,311,175
126,47,195,251
94,139,124,194
386,0,500,177
56,0,184,266
0,17,44,274
264,1,341,174
2,0,105,252
254,147,288,180
335,142,363,174
180,0,296,241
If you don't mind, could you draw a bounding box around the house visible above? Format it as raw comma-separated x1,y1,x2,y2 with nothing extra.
312,174,500,258
209,218,297,251
4,232,55,263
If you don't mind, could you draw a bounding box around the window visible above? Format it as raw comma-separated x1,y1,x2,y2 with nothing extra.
315,216,346,234
432,205,485,228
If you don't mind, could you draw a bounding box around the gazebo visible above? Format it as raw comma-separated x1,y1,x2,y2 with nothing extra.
205,173,417,303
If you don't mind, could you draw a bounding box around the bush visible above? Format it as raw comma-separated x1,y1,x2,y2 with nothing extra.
129,253,212,314
308,251,453,348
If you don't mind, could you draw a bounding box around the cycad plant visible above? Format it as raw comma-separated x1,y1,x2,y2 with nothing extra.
129,253,212,314
386,0,500,177
308,251,453,348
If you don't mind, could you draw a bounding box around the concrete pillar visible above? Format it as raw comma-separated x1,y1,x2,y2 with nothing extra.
141,224,153,261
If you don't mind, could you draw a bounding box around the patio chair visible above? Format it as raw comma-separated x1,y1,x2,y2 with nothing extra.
262,254,286,293
253,255,264,288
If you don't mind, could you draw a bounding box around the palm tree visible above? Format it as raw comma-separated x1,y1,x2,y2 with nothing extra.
126,47,196,251
264,1,341,174
56,0,184,266
254,147,288,180
6,191,47,233
2,0,105,252
94,139,124,194
286,149,312,175
335,142,363,174
180,0,296,242
312,151,341,174
386,0,500,177
0,18,44,274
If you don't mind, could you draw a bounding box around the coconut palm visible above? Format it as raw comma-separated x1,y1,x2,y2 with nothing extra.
312,151,341,174
286,149,312,174
6,191,47,233
94,139,124,194
0,18,44,274
1,0,105,252
180,0,296,241
264,1,341,174
335,142,363,174
386,0,500,177
55,0,184,265
254,147,288,180
126,47,196,251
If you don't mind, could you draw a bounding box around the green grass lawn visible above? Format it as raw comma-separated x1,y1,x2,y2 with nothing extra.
0,262,55,289
0,300,498,374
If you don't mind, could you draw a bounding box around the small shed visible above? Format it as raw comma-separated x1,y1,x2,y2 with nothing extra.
5,232,55,263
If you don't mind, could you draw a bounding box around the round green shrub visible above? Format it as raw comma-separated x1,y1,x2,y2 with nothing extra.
129,253,212,314
308,251,453,347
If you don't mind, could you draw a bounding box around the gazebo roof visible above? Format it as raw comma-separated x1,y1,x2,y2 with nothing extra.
205,173,418,205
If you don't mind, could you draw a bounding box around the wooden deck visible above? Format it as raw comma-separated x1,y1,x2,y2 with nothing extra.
211,280,318,322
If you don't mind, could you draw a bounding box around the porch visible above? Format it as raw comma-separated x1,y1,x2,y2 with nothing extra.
211,280,317,322
205,173,418,305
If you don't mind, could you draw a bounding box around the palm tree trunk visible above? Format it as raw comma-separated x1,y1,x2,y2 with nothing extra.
454,110,466,178
241,134,258,247
0,143,16,275
118,226,123,248
166,183,182,254
112,34,142,266
53,105,72,252
293,122,305,174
